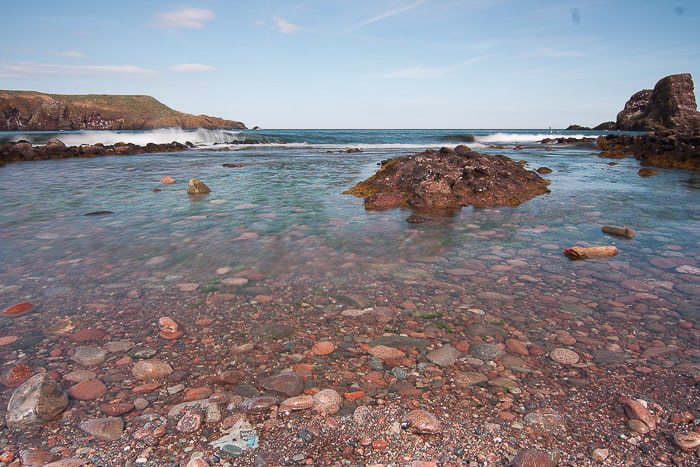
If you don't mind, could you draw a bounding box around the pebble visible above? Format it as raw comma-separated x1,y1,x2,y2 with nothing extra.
279,395,314,412
68,328,105,342
262,373,304,397
104,340,134,353
509,449,554,467
311,341,336,355
7,373,69,428
673,431,700,451
425,345,459,367
99,402,135,416
132,359,174,380
454,371,488,387
401,410,441,434
177,412,202,433
71,346,108,366
177,283,199,292
64,369,97,383
505,338,529,356
368,345,405,361
239,396,280,414
619,395,656,431
549,348,580,365
0,335,19,346
79,417,124,442
159,317,183,339
469,343,505,360
2,301,34,317
1,363,32,387
68,379,108,400
312,389,342,415
591,448,609,461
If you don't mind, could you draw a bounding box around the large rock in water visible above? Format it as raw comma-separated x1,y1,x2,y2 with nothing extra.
343,146,550,213
187,178,211,195
616,73,700,132
6,373,69,427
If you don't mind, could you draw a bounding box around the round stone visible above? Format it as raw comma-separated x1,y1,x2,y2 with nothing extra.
279,395,314,412
311,341,336,356
312,389,342,415
239,396,280,414
261,373,303,397
131,359,174,380
68,379,108,401
510,450,554,467
401,410,441,434
177,412,202,433
549,348,580,365
71,346,108,366
368,345,405,361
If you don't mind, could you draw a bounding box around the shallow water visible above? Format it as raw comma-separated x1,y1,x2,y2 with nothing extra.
0,143,698,323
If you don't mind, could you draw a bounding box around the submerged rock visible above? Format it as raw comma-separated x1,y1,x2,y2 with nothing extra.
6,373,69,427
343,145,550,213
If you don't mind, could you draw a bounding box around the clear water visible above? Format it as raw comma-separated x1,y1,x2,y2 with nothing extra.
0,130,698,320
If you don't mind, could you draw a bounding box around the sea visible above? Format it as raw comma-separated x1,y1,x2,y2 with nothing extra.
0,128,698,319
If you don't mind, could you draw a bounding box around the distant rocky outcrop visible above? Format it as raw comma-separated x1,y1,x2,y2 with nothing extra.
593,121,617,131
566,124,590,131
0,91,246,131
598,133,700,170
343,145,550,213
616,73,700,132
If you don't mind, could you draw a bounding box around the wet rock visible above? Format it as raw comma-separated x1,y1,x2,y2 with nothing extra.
261,373,303,397
523,409,567,434
99,402,134,416
673,431,700,451
426,345,459,367
638,168,659,177
71,346,108,366
253,323,293,339
79,417,124,441
454,371,488,387
210,418,259,454
132,359,174,380
619,395,656,430
2,301,35,317
6,373,69,427
240,396,280,414
104,340,134,353
177,412,202,433
312,389,342,415
536,167,552,174
592,349,629,365
19,449,57,466
343,148,550,212
505,338,529,356
602,225,635,239
368,345,406,361
158,316,183,339
406,214,429,224
187,178,211,194
68,328,105,343
401,410,441,434
591,448,609,461
549,347,580,365
469,343,504,360
353,405,373,425
160,176,175,184
370,335,430,350
1,363,32,387
68,378,108,401
279,395,314,412
311,341,336,356
509,449,554,467
628,418,650,433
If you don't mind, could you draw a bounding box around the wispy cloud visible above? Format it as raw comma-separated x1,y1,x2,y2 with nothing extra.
170,63,215,72
379,56,490,79
0,63,157,79
347,0,426,32
154,8,215,29
54,51,86,58
272,16,304,34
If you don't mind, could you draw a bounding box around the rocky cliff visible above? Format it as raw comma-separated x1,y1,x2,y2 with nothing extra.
616,73,700,132
0,91,246,131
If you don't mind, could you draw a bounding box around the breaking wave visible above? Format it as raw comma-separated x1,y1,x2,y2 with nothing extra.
474,133,588,144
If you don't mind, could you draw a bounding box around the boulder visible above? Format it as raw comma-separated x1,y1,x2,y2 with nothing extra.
343,146,550,213
78,417,124,441
6,373,69,427
187,178,211,195
617,73,700,132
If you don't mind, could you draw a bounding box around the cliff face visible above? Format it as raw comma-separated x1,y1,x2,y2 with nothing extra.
0,91,246,131
616,74,700,132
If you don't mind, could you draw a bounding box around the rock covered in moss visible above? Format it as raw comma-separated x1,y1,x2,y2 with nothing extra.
343,145,550,213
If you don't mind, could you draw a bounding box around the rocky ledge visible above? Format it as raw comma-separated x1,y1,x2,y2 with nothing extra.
0,138,189,166
343,145,550,212
598,132,700,170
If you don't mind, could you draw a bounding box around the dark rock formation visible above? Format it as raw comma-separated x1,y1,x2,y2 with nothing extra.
0,139,188,166
0,91,246,131
343,145,550,213
593,121,617,131
616,73,700,132
566,124,590,130
597,133,700,170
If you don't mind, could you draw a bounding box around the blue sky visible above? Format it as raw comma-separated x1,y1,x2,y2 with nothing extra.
1,1,698,128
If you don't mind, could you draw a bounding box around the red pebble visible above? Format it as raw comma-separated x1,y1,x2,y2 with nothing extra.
2,302,34,317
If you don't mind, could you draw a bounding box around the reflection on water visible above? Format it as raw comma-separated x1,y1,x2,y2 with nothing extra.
0,146,698,320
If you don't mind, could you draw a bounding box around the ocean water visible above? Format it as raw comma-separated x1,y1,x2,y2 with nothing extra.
0,129,698,320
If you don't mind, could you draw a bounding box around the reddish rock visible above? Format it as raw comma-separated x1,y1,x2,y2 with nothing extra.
619,395,656,430
262,373,304,397
2,302,34,317
131,359,174,380
312,341,336,356
343,147,550,212
99,402,134,416
240,396,280,414
279,395,314,412
20,449,56,466
312,389,342,415
505,338,529,356
0,335,18,346
509,450,554,467
183,387,213,401
401,410,441,434
132,382,161,394
176,412,202,433
368,345,406,361
68,379,108,401
213,370,243,385
1,364,32,387
160,176,175,184
68,328,105,343
159,316,183,340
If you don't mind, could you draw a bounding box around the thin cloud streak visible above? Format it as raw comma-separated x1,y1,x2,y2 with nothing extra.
347,0,426,32
170,63,215,72
154,8,215,29
272,16,304,34
0,63,157,79
54,51,86,58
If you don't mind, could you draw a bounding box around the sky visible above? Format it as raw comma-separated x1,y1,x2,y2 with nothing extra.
1,1,699,129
